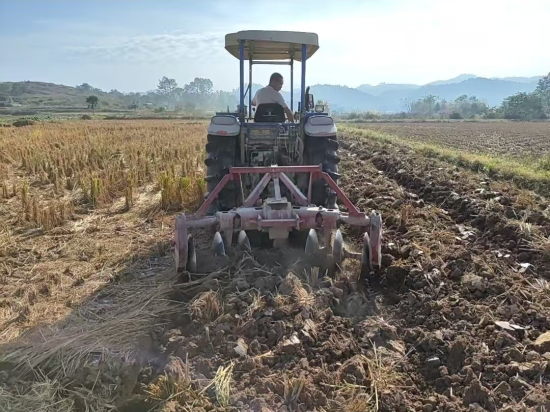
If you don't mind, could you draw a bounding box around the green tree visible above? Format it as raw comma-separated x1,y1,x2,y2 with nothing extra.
157,76,178,96
535,72,550,114
502,92,544,120
77,83,93,92
411,94,438,117
182,78,214,109
86,95,99,114
316,99,330,113
183,77,213,95
450,95,487,118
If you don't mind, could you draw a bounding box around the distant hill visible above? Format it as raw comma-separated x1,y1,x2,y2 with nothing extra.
491,76,542,84
0,82,108,106
1,73,544,113
244,74,541,112
306,85,383,111
0,81,125,107
237,84,383,111
337,75,539,112
426,74,479,86
404,77,538,106
356,83,419,96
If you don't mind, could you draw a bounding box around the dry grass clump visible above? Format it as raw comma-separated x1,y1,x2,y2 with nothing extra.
147,360,234,410
344,393,377,412
246,291,266,317
363,346,403,408
147,357,205,406
527,278,550,307
1,270,180,379
0,222,16,257
212,362,234,407
0,373,115,412
0,378,75,412
280,375,305,411
330,345,403,412
189,290,222,322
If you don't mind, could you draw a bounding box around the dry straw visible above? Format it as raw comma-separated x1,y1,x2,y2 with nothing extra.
0,268,181,379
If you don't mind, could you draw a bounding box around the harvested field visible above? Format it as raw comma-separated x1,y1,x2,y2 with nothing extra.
349,121,550,159
343,122,550,197
1,120,550,411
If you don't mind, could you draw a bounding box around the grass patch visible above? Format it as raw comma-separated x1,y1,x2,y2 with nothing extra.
342,125,550,195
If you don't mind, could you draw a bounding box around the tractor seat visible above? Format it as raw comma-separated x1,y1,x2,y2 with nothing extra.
254,103,285,123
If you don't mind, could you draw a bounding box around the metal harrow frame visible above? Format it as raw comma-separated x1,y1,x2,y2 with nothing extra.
175,165,382,274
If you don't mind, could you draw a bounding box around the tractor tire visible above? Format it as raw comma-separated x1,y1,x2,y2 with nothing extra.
204,134,238,213
304,134,340,208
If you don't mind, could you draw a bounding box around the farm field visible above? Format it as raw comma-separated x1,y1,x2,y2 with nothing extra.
1,120,550,411
348,121,550,159
343,121,550,197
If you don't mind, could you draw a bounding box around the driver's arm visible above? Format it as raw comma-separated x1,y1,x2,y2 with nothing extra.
284,107,295,123
275,92,294,122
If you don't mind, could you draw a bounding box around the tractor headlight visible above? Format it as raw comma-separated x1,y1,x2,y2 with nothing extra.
314,104,324,113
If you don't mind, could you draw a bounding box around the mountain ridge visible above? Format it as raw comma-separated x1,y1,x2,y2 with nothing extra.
1,73,543,112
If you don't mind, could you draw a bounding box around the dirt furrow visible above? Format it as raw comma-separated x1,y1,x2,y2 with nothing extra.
339,132,550,411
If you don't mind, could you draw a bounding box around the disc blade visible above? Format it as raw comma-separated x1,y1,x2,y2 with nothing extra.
174,214,188,272
361,231,371,277
212,231,226,256
187,234,197,272
237,230,251,251
305,229,319,255
332,229,345,269
369,212,383,268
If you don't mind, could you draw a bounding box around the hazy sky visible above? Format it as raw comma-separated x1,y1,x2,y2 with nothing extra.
1,0,548,92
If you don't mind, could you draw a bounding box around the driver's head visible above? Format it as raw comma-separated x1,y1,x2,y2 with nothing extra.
269,72,284,91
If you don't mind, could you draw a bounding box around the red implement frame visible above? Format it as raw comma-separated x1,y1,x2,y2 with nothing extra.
174,164,382,272
196,165,361,218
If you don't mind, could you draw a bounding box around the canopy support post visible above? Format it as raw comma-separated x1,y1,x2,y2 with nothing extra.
300,44,306,113
290,56,294,112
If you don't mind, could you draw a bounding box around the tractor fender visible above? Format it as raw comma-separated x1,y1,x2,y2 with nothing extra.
304,115,337,137
208,115,240,137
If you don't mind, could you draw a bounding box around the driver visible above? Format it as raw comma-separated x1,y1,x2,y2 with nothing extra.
252,72,295,122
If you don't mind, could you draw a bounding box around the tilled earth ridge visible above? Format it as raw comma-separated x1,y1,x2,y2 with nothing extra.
124,132,550,411
338,132,550,411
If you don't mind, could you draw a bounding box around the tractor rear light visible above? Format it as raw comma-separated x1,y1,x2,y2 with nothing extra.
308,116,333,126
211,116,238,125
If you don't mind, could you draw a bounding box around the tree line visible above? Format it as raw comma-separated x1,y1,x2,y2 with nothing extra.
402,72,550,120
79,72,550,120
80,76,238,114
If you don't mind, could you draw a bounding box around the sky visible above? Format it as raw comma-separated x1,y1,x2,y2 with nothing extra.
1,0,549,93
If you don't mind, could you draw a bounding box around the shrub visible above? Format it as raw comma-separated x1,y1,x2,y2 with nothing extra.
449,112,463,119
13,119,35,127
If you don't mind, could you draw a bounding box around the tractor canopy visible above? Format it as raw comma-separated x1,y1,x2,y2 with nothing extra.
225,30,319,61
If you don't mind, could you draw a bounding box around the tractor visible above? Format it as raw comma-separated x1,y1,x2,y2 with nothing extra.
175,30,382,276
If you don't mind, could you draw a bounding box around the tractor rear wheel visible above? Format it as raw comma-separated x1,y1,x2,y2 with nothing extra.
305,134,340,208
204,135,238,213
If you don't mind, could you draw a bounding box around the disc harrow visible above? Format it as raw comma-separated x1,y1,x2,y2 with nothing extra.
174,165,382,278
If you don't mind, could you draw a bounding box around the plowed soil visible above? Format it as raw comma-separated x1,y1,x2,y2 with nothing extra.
135,131,550,411
2,123,550,412
351,121,550,159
